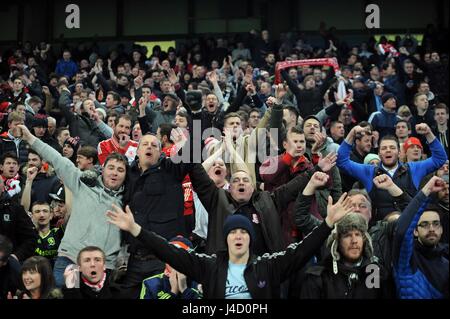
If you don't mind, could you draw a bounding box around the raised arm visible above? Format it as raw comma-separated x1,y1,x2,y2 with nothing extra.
57,87,76,125
392,176,445,269
17,125,82,193
106,204,211,283
137,96,152,134
280,69,302,111
207,71,225,105
294,172,329,235
20,166,38,213
189,163,221,216
202,140,225,172
408,123,448,188
372,173,412,212
337,125,375,191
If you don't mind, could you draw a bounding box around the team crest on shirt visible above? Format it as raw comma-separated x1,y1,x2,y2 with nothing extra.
252,214,259,224
48,238,56,246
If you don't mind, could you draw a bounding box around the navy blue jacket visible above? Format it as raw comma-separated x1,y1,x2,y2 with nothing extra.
368,108,398,140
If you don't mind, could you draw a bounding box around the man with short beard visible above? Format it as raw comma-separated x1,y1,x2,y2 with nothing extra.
301,213,384,299
97,114,137,165
393,176,449,299
337,123,447,221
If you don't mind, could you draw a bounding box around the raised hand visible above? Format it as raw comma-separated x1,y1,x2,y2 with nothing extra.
309,171,330,188
399,46,409,56
325,192,353,227
266,96,277,108
15,125,34,143
134,76,143,89
26,166,38,182
275,84,288,101
422,176,446,197
311,132,326,154
7,291,18,299
118,134,130,148
223,128,235,152
415,123,431,136
245,82,256,95
352,125,371,136
170,127,189,156
167,68,179,85
207,70,218,85
373,174,395,190
106,204,140,236
64,264,80,289
318,152,337,172
138,96,148,115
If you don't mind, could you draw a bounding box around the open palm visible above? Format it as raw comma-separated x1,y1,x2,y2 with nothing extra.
318,152,337,172
106,204,135,232
326,192,353,226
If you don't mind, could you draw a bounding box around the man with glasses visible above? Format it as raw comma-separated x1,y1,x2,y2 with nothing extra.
393,176,449,299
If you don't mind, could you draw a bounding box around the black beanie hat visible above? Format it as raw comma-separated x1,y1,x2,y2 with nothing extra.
32,115,48,128
223,214,255,244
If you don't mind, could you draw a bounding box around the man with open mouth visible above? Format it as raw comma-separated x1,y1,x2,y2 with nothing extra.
337,123,447,221
63,246,121,299
120,125,194,299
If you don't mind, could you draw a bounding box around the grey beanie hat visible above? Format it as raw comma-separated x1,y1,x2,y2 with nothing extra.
326,213,374,274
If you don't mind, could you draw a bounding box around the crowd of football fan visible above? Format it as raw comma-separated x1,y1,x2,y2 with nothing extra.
0,26,448,299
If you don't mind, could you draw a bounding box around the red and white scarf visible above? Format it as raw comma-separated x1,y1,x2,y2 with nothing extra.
82,272,107,292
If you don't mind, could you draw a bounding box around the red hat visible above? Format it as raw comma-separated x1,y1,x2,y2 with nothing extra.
403,137,423,153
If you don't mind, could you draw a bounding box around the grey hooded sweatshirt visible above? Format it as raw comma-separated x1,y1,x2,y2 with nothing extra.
30,139,124,269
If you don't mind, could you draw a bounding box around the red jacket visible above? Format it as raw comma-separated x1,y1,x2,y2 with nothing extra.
97,137,138,165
